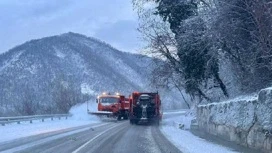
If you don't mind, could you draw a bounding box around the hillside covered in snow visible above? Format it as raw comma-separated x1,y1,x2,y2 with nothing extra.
0,32,184,116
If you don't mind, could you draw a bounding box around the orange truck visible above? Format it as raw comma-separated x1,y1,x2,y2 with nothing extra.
129,92,162,125
88,92,130,120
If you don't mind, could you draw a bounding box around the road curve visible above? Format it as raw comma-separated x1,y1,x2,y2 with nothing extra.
0,121,181,153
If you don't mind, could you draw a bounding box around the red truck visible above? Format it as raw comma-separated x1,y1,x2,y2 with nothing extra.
129,92,162,125
88,92,130,120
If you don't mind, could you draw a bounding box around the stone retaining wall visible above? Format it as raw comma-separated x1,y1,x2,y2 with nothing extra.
197,88,272,152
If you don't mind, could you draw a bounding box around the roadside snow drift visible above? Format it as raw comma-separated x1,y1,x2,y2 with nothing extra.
0,102,101,143
161,112,238,153
69,101,100,121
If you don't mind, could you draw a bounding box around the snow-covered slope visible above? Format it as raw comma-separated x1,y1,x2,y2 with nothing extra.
0,32,163,116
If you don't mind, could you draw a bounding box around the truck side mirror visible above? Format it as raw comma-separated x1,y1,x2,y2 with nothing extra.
96,99,98,103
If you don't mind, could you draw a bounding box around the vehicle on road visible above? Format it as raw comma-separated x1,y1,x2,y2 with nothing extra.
129,92,162,125
88,92,130,120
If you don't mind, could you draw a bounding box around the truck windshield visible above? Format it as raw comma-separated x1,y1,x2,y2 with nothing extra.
99,97,118,103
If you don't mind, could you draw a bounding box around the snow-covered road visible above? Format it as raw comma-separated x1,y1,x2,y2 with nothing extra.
0,104,255,153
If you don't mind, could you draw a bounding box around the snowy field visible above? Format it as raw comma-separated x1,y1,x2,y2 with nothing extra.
0,102,101,143
160,112,239,153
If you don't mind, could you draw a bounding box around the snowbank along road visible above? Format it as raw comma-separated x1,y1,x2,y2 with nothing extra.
0,121,181,153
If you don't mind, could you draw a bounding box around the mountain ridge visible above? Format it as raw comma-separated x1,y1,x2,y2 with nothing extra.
0,32,154,115
0,32,184,116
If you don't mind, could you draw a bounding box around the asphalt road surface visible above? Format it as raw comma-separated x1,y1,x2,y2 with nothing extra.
0,120,181,153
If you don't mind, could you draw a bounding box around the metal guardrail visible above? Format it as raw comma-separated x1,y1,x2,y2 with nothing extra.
0,114,72,126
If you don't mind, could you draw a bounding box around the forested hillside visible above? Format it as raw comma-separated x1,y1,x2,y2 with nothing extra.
0,32,184,116
133,0,272,106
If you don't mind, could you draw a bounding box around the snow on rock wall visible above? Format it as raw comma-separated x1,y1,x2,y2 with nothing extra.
197,88,272,153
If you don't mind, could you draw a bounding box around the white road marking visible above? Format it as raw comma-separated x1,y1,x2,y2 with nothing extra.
72,122,126,153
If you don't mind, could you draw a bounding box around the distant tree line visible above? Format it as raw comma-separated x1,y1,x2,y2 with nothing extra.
133,0,272,107
13,75,90,116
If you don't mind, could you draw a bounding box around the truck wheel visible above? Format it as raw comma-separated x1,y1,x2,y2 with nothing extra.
117,115,121,121
130,119,134,124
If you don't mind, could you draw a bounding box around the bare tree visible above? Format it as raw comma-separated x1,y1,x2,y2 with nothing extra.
53,80,80,113
134,0,227,103
213,0,272,91
14,86,36,115
135,4,198,107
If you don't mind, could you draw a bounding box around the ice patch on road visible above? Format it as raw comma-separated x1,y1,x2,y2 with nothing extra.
161,112,239,153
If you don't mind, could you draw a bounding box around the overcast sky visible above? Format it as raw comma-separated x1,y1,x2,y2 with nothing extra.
0,0,144,54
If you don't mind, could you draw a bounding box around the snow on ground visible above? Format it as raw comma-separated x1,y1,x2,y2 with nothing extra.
0,102,100,143
0,50,24,72
70,101,99,121
161,112,239,153
198,94,258,107
163,109,188,115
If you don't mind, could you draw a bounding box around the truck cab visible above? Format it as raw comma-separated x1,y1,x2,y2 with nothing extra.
97,94,122,114
90,92,129,120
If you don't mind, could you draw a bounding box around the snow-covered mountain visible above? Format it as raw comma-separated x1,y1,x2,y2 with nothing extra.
0,32,159,116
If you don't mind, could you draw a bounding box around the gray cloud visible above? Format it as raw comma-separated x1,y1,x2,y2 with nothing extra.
0,0,142,53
